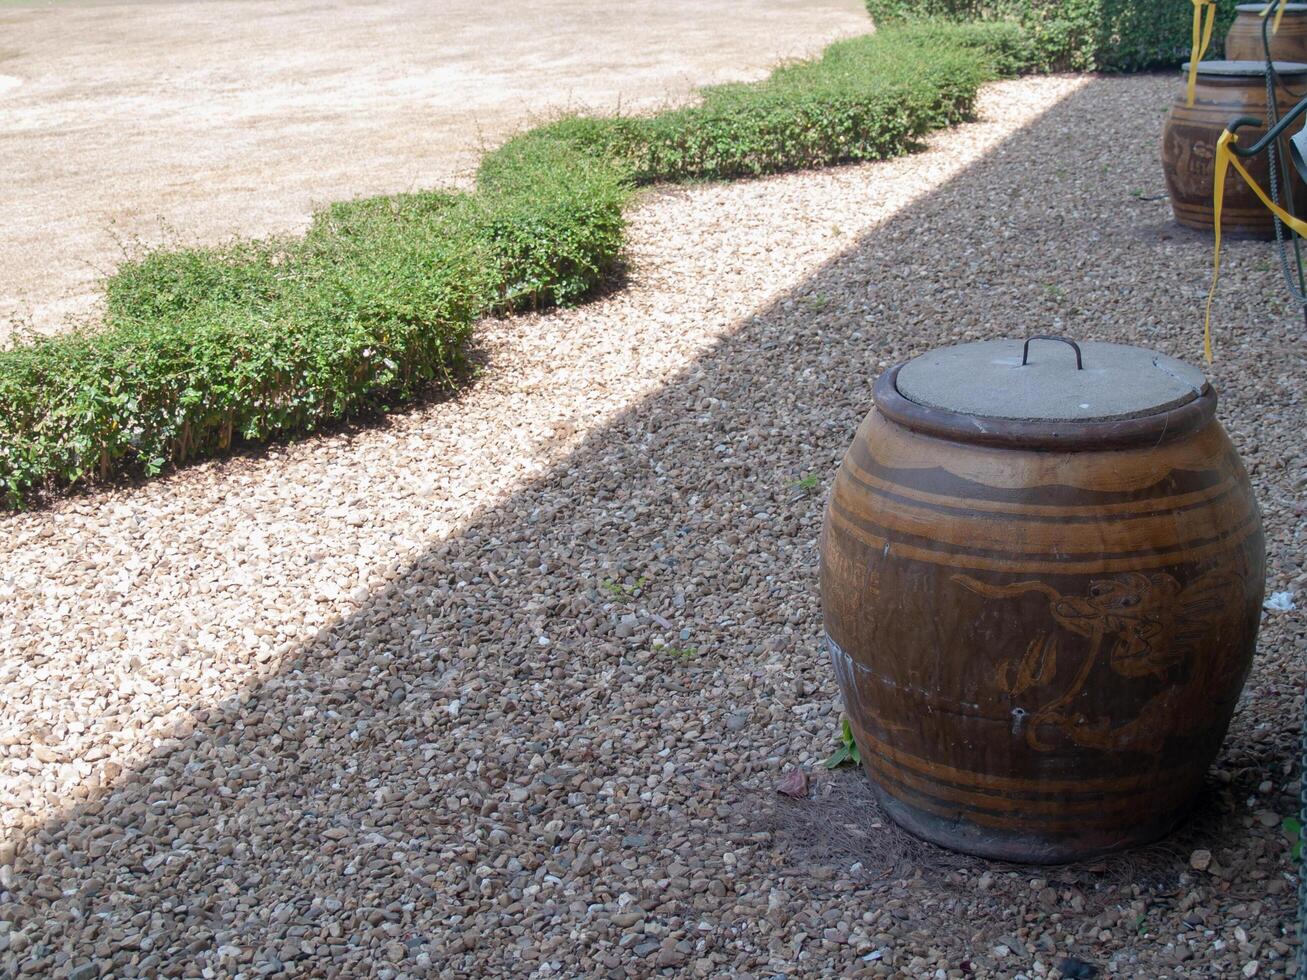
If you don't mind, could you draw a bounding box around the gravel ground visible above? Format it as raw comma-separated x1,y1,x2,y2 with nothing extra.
2,72,1306,978
0,0,867,338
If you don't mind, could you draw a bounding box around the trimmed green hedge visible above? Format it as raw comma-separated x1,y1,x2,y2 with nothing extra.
0,21,1027,506
865,0,1240,72
485,24,1023,185
0,142,629,505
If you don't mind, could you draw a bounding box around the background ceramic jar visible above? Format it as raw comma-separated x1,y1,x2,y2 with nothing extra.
1162,59,1307,237
1226,2,1307,62
819,338,1264,863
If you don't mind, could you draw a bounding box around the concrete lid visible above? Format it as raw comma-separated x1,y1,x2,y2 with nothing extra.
895,340,1208,422
1182,59,1307,76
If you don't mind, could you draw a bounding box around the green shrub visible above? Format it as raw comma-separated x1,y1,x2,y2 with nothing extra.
866,0,1241,72
474,137,631,307
0,21,1018,506
486,24,1011,185
0,209,487,506
888,20,1036,78
0,142,628,506
628,28,990,180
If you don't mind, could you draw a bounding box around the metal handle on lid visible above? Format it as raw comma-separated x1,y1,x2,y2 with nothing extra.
1021,335,1083,370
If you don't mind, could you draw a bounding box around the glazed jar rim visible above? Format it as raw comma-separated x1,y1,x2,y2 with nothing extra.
874,363,1218,451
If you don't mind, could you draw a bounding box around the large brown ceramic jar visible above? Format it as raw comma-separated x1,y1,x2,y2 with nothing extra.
1226,3,1307,62
1161,60,1307,238
819,338,1264,863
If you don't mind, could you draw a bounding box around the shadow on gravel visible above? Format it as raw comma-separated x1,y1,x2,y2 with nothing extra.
6,75,1305,977
756,768,1246,904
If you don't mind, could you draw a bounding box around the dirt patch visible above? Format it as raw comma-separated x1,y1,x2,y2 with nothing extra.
0,0,868,339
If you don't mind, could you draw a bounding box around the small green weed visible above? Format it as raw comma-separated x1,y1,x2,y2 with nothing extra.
661,645,698,660
601,576,649,602
825,717,863,769
1284,816,1303,861
794,473,821,493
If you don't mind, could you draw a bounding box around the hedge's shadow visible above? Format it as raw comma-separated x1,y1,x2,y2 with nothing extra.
5,74,1304,977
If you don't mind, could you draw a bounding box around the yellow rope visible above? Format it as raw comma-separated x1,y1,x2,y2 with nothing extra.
1261,0,1288,34
1188,0,1218,107
1205,129,1307,362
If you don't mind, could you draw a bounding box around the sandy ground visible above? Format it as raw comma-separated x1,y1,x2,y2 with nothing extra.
0,0,869,338
4,67,1306,976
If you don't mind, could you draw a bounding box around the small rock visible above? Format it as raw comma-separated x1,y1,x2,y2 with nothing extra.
656,939,686,967
1264,591,1294,612
1056,956,1099,979
1189,849,1213,871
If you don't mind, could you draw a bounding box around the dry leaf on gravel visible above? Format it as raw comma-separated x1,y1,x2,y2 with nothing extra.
776,768,810,799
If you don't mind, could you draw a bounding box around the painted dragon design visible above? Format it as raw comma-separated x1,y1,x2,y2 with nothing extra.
952,567,1245,754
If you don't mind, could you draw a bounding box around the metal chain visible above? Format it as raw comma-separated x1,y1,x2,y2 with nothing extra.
1263,76,1307,305
1249,20,1307,975
1298,692,1307,979
1261,17,1307,307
